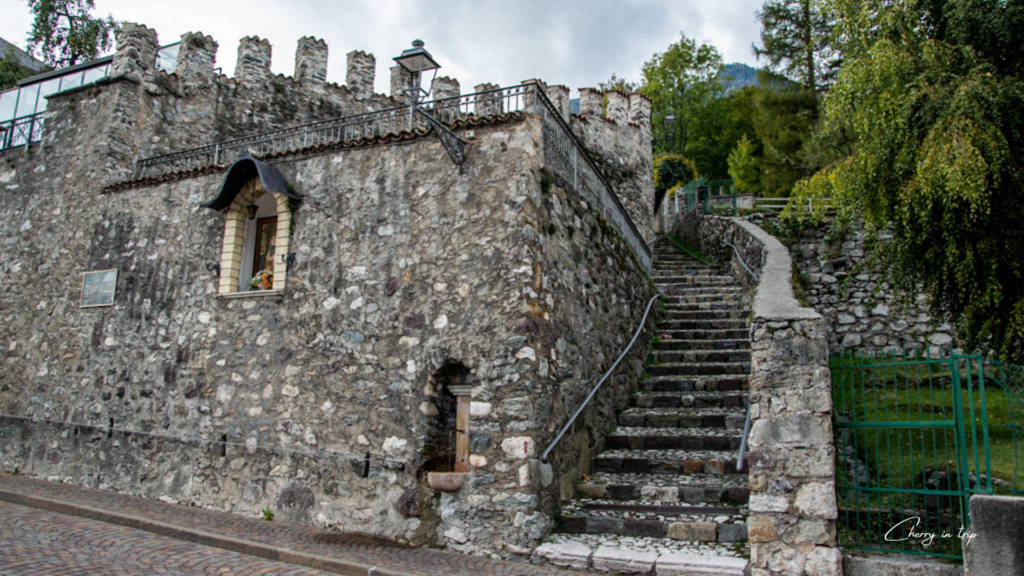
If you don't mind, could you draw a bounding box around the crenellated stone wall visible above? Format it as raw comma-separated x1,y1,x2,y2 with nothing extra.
0,20,657,559
569,90,655,245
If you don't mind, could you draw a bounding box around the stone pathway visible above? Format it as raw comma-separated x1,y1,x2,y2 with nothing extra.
0,474,588,576
532,236,751,575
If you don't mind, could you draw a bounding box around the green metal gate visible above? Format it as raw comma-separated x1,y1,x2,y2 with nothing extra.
831,349,995,560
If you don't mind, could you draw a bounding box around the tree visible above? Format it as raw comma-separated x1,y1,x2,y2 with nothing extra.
0,48,35,91
728,134,760,193
640,34,725,161
788,0,1024,361
598,73,639,94
26,0,116,69
751,70,819,196
753,0,839,93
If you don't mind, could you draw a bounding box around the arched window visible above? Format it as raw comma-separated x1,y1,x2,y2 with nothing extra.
201,153,301,295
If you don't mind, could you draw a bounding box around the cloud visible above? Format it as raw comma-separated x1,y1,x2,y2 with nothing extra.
1,0,764,96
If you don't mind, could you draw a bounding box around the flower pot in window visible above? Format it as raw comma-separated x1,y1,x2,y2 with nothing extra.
251,270,274,290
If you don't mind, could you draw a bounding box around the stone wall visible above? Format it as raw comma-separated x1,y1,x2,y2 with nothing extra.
569,91,655,244
786,221,955,355
671,213,842,576
0,61,653,559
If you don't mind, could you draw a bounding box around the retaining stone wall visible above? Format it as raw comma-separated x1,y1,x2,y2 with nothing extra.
671,213,842,576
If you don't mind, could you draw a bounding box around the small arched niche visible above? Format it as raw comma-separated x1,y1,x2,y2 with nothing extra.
425,360,472,472
201,153,301,295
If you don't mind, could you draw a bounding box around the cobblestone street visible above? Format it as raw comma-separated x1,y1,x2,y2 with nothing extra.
0,500,335,576
0,475,582,576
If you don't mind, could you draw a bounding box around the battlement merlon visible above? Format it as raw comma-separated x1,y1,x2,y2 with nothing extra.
346,50,375,99
111,23,158,81
235,36,272,86
295,36,328,84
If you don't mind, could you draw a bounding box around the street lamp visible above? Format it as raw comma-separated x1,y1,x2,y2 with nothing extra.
393,39,441,103
392,40,466,171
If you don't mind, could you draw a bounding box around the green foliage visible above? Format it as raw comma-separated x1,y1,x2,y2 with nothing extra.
641,34,725,157
728,134,760,193
26,0,116,69
261,507,274,521
754,0,840,93
0,47,36,91
750,72,820,197
789,0,1024,361
598,73,640,94
653,154,698,207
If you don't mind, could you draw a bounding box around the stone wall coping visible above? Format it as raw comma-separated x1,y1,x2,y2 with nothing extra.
729,218,821,322
217,289,284,300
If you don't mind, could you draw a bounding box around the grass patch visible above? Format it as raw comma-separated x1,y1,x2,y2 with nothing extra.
665,233,716,265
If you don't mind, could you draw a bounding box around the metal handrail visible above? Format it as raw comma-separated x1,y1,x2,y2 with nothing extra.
721,238,757,471
721,238,758,282
540,293,661,463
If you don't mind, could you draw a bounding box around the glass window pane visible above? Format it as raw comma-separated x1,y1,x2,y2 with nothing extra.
35,78,61,112
58,72,83,92
15,83,39,118
82,66,107,85
0,90,18,122
156,44,179,73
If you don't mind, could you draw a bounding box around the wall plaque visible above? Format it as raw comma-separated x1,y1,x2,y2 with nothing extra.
80,269,118,308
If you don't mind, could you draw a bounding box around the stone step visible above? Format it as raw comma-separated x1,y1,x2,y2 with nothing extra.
577,472,750,504
532,534,748,575
653,268,719,276
556,501,748,543
639,375,748,392
663,310,750,320
661,286,743,296
661,294,745,305
606,426,743,451
652,349,751,364
618,407,746,429
656,319,750,330
593,449,742,476
655,329,750,340
655,277,737,286
662,301,746,311
633,390,748,409
647,362,751,377
653,339,750,351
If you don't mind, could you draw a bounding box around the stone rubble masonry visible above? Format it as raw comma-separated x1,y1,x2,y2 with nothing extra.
429,76,460,101
0,22,656,561
604,91,628,124
111,23,159,82
545,85,571,122
176,32,219,96
235,36,273,87
669,212,842,576
789,221,955,354
345,51,376,100
294,36,328,84
964,494,1024,576
577,88,603,117
390,66,415,99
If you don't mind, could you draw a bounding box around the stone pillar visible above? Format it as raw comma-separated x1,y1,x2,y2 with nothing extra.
294,36,328,84
175,32,218,94
629,93,652,132
474,82,503,116
430,76,460,101
546,85,571,121
520,78,546,113
345,50,375,99
449,385,472,473
578,87,602,116
111,23,159,81
234,36,272,88
605,90,628,123
390,65,414,99
746,316,842,576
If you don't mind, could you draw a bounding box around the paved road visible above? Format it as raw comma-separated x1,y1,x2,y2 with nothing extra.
0,500,335,576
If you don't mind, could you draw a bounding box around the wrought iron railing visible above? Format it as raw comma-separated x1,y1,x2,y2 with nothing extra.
135,82,653,270
0,113,44,153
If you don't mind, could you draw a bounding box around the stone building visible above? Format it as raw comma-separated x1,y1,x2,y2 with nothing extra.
0,23,658,556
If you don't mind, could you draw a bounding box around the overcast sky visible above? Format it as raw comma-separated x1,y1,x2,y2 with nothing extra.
1,0,765,95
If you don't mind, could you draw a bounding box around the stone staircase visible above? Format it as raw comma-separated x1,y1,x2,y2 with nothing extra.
533,236,751,575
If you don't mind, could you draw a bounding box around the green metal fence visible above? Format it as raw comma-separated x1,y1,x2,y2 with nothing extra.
673,178,737,216
831,348,1012,560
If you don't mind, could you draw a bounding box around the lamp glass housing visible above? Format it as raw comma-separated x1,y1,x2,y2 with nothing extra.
393,40,441,74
